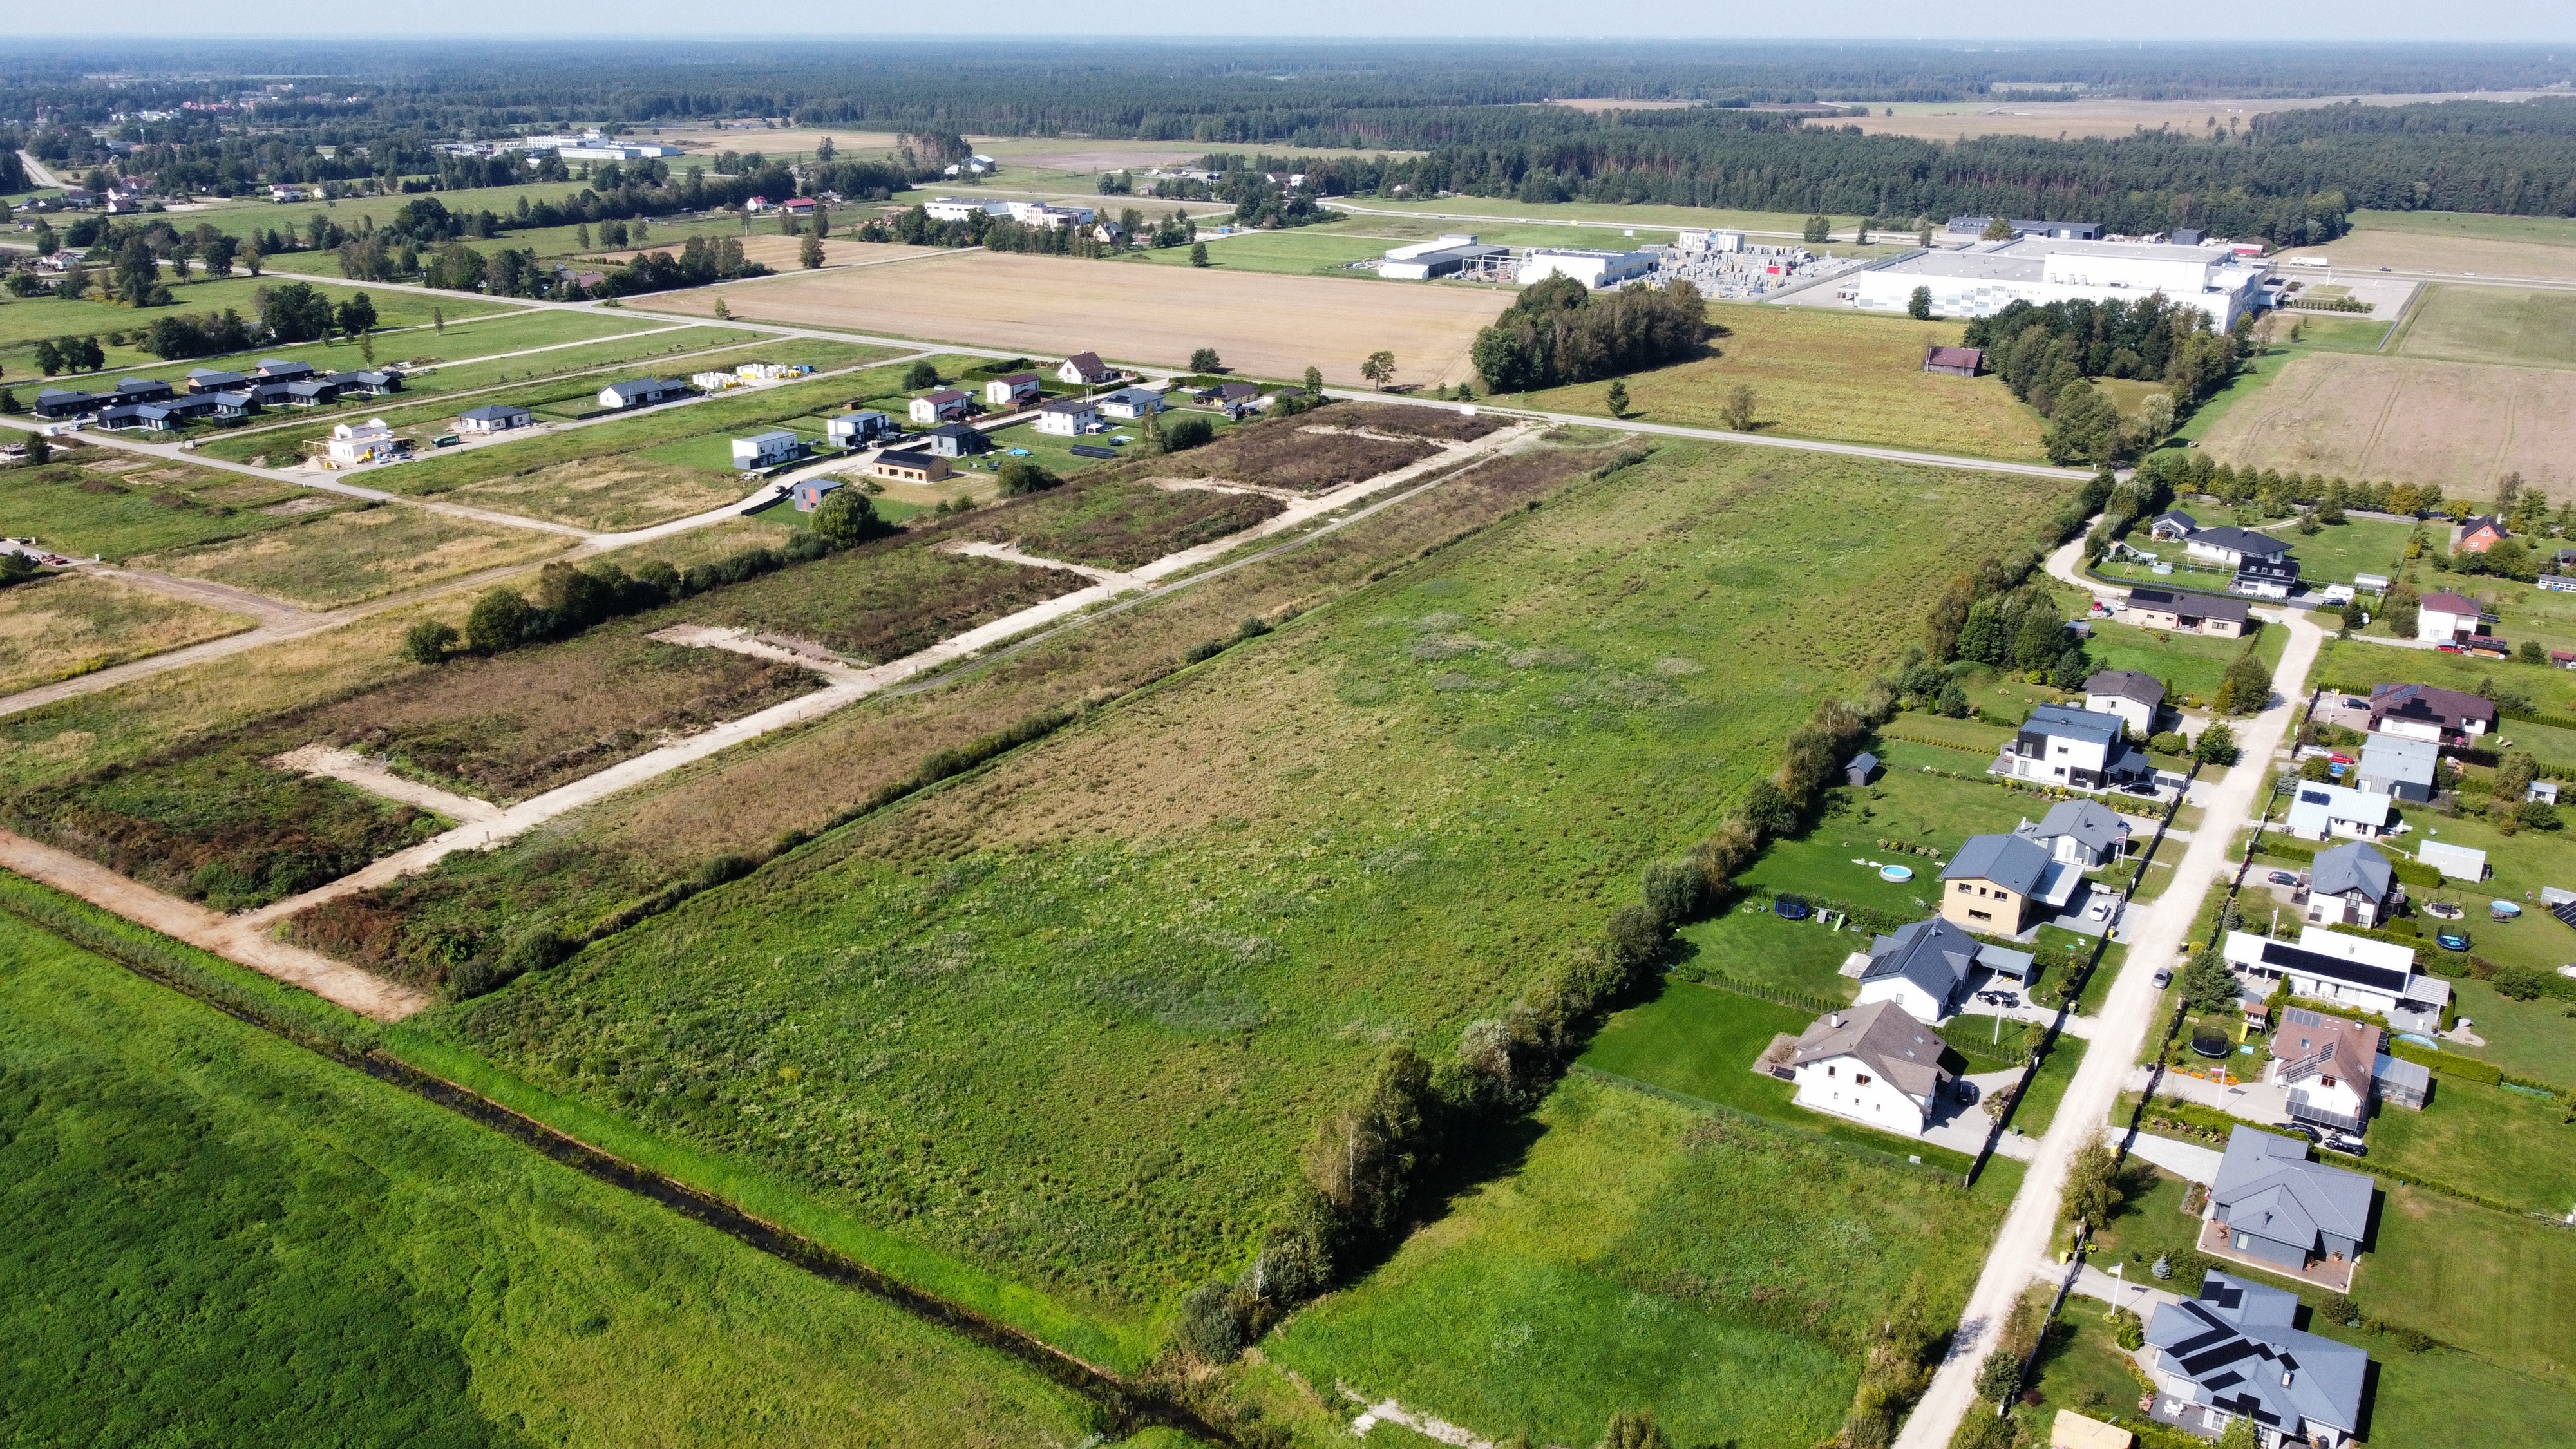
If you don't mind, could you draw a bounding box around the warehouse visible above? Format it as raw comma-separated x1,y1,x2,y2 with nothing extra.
1516,248,1659,289
1377,234,1509,281
1841,236,2268,328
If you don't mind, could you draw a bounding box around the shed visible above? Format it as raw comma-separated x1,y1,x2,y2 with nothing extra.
1922,344,1982,377
2415,840,2486,882
1844,752,1879,787
2371,1052,2429,1112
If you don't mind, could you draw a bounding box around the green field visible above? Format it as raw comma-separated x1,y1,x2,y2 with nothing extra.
2394,284,2576,370
2351,210,2576,249
0,571,254,696
2078,614,2287,708
1117,229,1392,277
1320,195,1906,243
2267,517,2414,587
2365,1184,2576,1383
0,449,323,559
0,273,511,382
2367,1072,2576,1214
1264,1075,2012,1447
0,901,1104,1446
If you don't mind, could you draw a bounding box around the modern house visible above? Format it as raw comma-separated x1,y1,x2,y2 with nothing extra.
2081,668,2165,736
2302,841,2398,929
2454,515,2509,554
1193,381,1262,407
2123,587,2250,638
328,369,404,398
2142,1272,2369,1449
456,403,534,435
281,378,341,408
109,377,175,405
1097,386,1164,420
2282,781,2394,842
130,395,222,431
2367,681,2494,745
184,367,249,393
730,430,802,469
2184,526,2291,570
2413,591,2486,644
1939,832,2079,936
1854,916,2028,1020
1920,344,1983,377
1057,352,1115,386
1036,397,1102,436
983,372,1043,408
2022,798,2132,868
33,389,101,419
2269,1007,2382,1133
909,389,971,424
2005,703,2152,789
324,417,401,466
2221,925,2452,1030
598,378,687,410
1782,999,1960,1136
871,448,951,484
2206,1126,2376,1273
254,358,317,381
825,410,896,448
2148,510,2199,542
920,423,992,459
2353,734,2438,802
2232,553,2299,600
791,477,847,511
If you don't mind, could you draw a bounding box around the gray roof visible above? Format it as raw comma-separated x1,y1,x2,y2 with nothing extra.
2371,1053,2430,1094
2356,733,2438,786
1860,916,1982,1005
2022,703,2126,750
459,403,531,422
2084,668,2165,707
2145,1274,2368,1439
605,378,683,400
2126,587,2253,624
2211,1125,2376,1251
1847,750,1879,776
2190,525,2290,560
2153,509,2198,532
1787,999,1953,1102
738,428,799,446
2308,840,2392,901
1042,396,1099,412
1943,831,2053,897
2032,799,2128,854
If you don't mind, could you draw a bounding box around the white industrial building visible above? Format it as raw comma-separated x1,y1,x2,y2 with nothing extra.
1516,248,1659,289
1841,236,2269,328
923,197,1012,222
1378,234,1509,280
1676,229,1745,253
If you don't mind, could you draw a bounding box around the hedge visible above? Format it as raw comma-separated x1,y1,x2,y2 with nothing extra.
2253,835,2445,889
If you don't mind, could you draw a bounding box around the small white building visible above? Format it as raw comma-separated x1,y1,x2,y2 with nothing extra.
325,417,399,466
2281,781,2395,842
455,403,533,435
2022,799,2132,869
2222,925,2450,1032
598,378,685,410
1783,1000,1958,1138
1036,397,1101,436
2415,839,2486,882
923,196,1011,222
1515,248,1659,289
1097,386,1163,420
984,373,1042,408
730,430,802,469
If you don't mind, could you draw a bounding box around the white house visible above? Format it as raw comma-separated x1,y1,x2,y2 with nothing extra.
455,403,533,435
1036,397,1101,436
2282,781,2394,842
2023,798,2132,869
2007,704,2150,789
2269,1006,2382,1135
825,411,896,448
2222,925,2452,1032
2081,668,2165,737
984,373,1042,408
2303,841,2398,929
1783,1000,1958,1138
325,417,399,466
1097,386,1163,420
2183,526,2290,570
2415,591,2486,643
1057,352,1116,386
730,430,802,469
909,389,970,424
1851,915,2021,1021
599,378,686,410
1515,248,1658,289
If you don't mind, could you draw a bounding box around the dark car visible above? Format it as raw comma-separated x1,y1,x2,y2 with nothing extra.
2438,931,2473,952
2268,870,2298,886
2327,1135,2369,1158
2277,1122,2323,1144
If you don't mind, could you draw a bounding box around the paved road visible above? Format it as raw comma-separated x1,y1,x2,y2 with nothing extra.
1318,198,1822,242
17,150,62,189
1895,602,2322,1449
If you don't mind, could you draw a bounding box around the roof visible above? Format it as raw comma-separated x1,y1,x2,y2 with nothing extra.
186,367,246,383
459,403,532,422
876,447,939,466
1848,750,1879,775
2372,1052,2430,1093
2286,781,2392,828
2459,515,2505,537
922,388,968,404
1041,397,1099,413
1061,350,1109,374
2125,586,2251,624
2152,509,2199,531
2145,1273,2368,1438
997,371,1039,384
604,378,682,399
2227,929,2422,1001
1786,999,1954,1102
925,422,985,439
737,429,799,445
1923,344,1983,369
1103,386,1162,404
2032,799,2128,853
2276,1005,2382,1080
1860,916,1982,1005
2307,841,2392,900
2188,525,2289,560
2368,681,2496,729
2211,1125,2376,1245
2356,733,2438,784
2021,703,2126,750
1944,832,2052,896
2418,591,2483,616
2083,668,2165,707
256,358,313,375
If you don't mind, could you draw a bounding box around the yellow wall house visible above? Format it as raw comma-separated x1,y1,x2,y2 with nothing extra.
1937,832,2077,936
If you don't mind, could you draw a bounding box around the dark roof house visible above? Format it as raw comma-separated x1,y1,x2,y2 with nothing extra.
2084,668,2164,709
1854,916,1987,1016
2307,841,2393,906
1922,345,1982,376
2367,681,2496,741
920,422,993,457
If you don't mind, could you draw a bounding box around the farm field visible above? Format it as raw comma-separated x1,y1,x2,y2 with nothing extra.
1840,92,2557,143
1510,303,2049,462
138,504,576,607
634,248,1501,386
958,477,1286,569
667,538,1090,663
0,571,252,695
0,905,1104,1447
2392,283,2576,369
0,274,510,382
398,438,2072,1354
2277,225,2576,285
0,446,322,559
1264,1075,2012,1447
1321,194,1899,241
2193,351,2576,497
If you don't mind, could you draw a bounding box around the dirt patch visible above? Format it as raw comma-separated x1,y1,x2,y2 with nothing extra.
960,478,1287,570
450,457,752,533
2197,350,2576,497
261,495,336,516
1188,418,1443,493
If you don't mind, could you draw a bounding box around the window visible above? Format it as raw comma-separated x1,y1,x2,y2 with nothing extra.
1969,909,1992,922
1854,1074,1872,1086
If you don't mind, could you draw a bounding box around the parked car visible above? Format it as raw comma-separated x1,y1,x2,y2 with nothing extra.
2436,643,2465,653
2437,931,2473,952
2277,1122,2323,1144
2268,871,2299,886
2152,967,2174,989
2327,1135,2369,1157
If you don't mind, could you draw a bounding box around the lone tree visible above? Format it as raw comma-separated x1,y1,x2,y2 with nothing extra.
1721,384,1757,432
1801,215,1831,244
1190,346,1222,373
2182,946,2238,1010
1975,1349,2023,1406
1982,216,2018,241
1189,240,1209,267
1361,350,1397,390
1908,285,1934,320
810,487,891,545
1303,364,1323,392
903,359,940,390
1605,379,1629,416
799,232,825,269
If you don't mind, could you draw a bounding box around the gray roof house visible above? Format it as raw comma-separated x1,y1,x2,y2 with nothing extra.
2007,703,2152,790
2023,798,2131,868
2081,667,2165,735
1939,831,2079,934
2148,509,2198,541
2185,525,2292,567
1783,999,1960,1135
1845,751,1879,786
2304,840,2397,929
2207,1125,2376,1273
599,377,687,409
2353,733,2438,803
2143,1273,2369,1449
1851,916,2016,1021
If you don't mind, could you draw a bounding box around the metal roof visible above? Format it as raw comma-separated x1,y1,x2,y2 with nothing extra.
1943,832,2052,896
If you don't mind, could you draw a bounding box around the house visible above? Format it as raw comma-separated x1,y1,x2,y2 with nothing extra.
2007,703,2150,789
2206,1126,2376,1273
983,372,1042,408
109,377,175,405
2353,734,2438,803
598,378,687,410
909,389,971,424
1940,833,2081,935
1844,751,1879,787
2184,526,2291,570
1056,352,1115,386
2302,841,2398,928
2366,681,2494,745
2141,1271,2369,1449
1097,386,1164,420
2541,574,2576,594
2281,781,2394,842
2081,668,2164,736
1783,1000,1959,1136
328,369,402,397
205,392,258,421
825,410,896,448
184,368,249,393
2412,591,2486,644
2123,587,2249,638
1036,397,1101,436
919,422,992,459
2022,799,2131,869
2269,1006,2382,1133
325,417,401,466
1192,381,1262,407
97,402,151,430
1854,918,1981,1020
2454,515,2509,553
281,379,341,408
254,358,317,381
2222,925,2452,1029
871,448,951,484
2148,510,2199,542
779,197,817,218
2232,553,2299,600
790,477,846,511
456,403,534,435
1921,344,1982,377
245,380,302,409
730,430,802,469
132,395,221,431
32,390,101,419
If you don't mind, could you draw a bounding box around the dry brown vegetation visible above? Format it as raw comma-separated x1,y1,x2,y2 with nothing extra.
448,457,753,533
1189,421,1443,493
670,541,1091,664
961,479,1285,569
1341,404,1511,442
2198,350,2576,495
0,574,254,696
142,505,575,608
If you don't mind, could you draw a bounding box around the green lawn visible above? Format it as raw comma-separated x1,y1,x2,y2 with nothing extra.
2353,210,2576,249
0,273,511,382
2394,284,2576,370
0,904,1103,1447
1674,908,1866,1003
2077,614,2286,709
2367,1074,2576,1215
1115,229,1394,276
1264,1074,2012,1448
2018,1304,2157,1437
2267,518,2417,588
0,450,327,559
2363,1184,2576,1383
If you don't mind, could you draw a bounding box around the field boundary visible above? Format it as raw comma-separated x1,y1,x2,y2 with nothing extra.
1570,1063,1977,1182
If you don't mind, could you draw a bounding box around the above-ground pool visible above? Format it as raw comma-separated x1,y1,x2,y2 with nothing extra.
1879,864,1914,882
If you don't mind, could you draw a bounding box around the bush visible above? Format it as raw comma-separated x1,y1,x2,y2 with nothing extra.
2320,1293,2362,1326
1975,1350,2023,1405
399,620,458,665
1164,415,1215,451
692,853,755,889
1641,858,1705,927
1173,1280,1247,1364
2195,721,2240,765
993,459,1061,497
901,359,940,389
462,587,534,654
2492,965,2548,1001
2150,730,2186,755
809,488,893,546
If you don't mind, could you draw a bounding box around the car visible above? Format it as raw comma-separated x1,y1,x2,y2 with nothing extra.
2437,931,2473,952
2277,1122,2323,1144
2152,967,2174,989
2436,643,2465,653
2268,870,2299,886
2378,266,2391,272
2326,1135,2369,1157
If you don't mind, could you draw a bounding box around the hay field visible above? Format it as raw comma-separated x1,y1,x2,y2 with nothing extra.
587,236,947,270
0,573,252,696
2394,285,2576,369
141,507,577,609
2197,351,2576,496
1843,90,2555,142
2277,229,2576,283
645,250,1499,385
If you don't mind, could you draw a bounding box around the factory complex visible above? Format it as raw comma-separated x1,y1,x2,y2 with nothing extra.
1835,234,2273,327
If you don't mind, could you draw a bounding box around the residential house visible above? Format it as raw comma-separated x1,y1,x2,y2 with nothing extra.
730,430,802,469
825,410,896,448
2206,1126,2376,1272
254,358,317,381
1191,381,1262,407
2148,510,2199,542
983,373,1043,409
2366,681,2494,745
1782,1000,1960,1136
1056,352,1115,386
1036,397,1101,436
183,368,249,393
328,369,402,397
2454,515,2509,553
2007,704,2151,789
2022,799,2131,869
2221,925,2452,1030
97,402,150,430
131,395,220,431
2541,574,2576,594
2123,587,2250,638
281,378,341,408
871,448,951,484
1097,386,1164,420
2302,841,2398,929
779,197,817,218
325,417,401,466
790,477,846,511
1855,916,2019,1019
1920,344,1982,377
1844,752,1879,787
32,390,101,419
205,392,257,421
598,378,687,410
1939,832,2079,936
2184,526,2290,570
919,422,992,459
2232,552,2299,600
2281,781,2394,842
909,389,971,424
2353,734,2438,803
2142,1271,2369,1449
2269,1007,2382,1133
2081,668,2164,736
2412,591,2486,644
109,377,175,405
456,403,533,435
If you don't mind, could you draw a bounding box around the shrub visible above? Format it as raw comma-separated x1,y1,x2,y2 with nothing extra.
1173,1280,1247,1364
810,488,893,546
2150,730,2186,755
2320,1293,2362,1326
993,459,1062,497
1641,858,1705,927
399,619,458,665
1975,1350,2023,1406
2195,721,2240,764
902,359,940,389
462,587,533,654
1164,415,1215,451
2492,965,2548,1001
692,853,755,889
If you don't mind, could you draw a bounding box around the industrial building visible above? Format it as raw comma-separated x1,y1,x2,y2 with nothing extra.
1841,236,2269,328
1515,248,1659,289
1945,217,2105,241
1376,234,1509,281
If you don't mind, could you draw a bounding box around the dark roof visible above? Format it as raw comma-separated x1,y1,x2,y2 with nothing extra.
2126,586,2252,624
2032,799,2128,853
2188,525,2289,560
1923,344,1982,369
458,404,531,422
2416,591,2482,617
1787,999,1953,1101
998,371,1038,384
1942,833,2052,895
925,422,985,439
1061,350,1110,376
2211,1126,2375,1245
922,388,968,404
604,378,683,401
256,358,314,378
111,377,172,396
2367,681,2494,729
2084,668,2165,706
2248,936,2413,996
877,447,939,466
2153,509,2199,531
2145,1273,2368,1439
2022,703,2125,750
1859,917,1982,1007
1041,396,1098,412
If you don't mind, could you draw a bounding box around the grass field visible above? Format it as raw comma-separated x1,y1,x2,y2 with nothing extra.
139,504,576,607
2394,284,2576,370
403,438,2071,1345
0,906,1104,1446
0,274,510,382
1507,303,2049,463
0,571,252,695
2365,1065,2576,1214
668,538,1090,663
1117,229,1397,278
2195,350,2576,498
0,447,323,560
2277,222,2576,285
2259,517,2414,587
2365,1184,2576,1383
1264,1075,2012,1447
959,478,1287,569
2079,614,2286,707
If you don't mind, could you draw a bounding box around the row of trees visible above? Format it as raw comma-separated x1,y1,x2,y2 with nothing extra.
1468,277,1714,393
1962,298,2248,466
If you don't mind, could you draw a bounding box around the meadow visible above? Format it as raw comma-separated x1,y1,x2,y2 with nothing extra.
0,272,510,382
140,503,576,607
0,446,327,559
959,478,1286,570
0,571,252,696
2394,284,2576,370
0,905,1104,1446
2193,350,2576,497
669,542,1090,663
400,438,2071,1353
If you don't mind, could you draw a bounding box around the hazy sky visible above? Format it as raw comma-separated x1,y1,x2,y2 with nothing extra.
14,2,2576,41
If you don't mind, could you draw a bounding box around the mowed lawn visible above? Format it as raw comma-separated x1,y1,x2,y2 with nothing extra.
0,906,1103,1448
1507,303,2049,462
413,439,2073,1361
